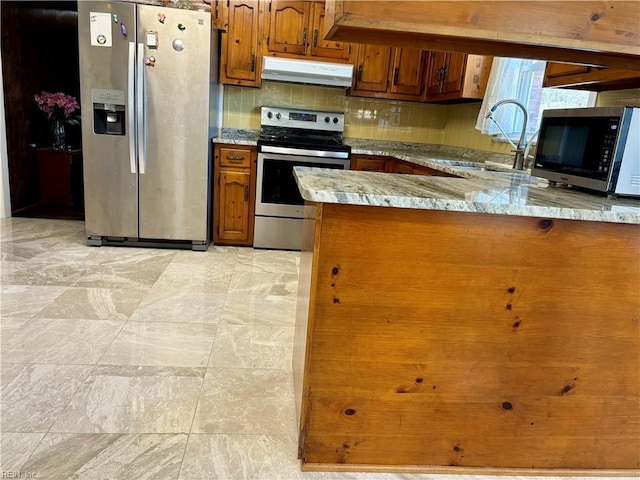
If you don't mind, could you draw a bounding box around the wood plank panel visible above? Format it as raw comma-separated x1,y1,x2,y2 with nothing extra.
306,396,639,438
324,1,640,70
293,202,320,434
304,432,638,468
309,361,639,398
297,203,640,470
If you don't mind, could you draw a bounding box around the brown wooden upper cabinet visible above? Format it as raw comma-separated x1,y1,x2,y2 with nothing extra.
308,1,349,60
543,63,640,91
351,45,427,101
351,45,491,103
389,48,426,97
351,44,392,93
424,52,492,102
265,1,351,61
218,0,264,87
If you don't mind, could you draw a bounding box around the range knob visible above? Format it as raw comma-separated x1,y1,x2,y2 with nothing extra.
333,117,339,124
275,112,281,120
325,116,331,123
267,111,273,119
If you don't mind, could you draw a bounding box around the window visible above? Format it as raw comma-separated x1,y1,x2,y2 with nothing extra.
475,58,596,144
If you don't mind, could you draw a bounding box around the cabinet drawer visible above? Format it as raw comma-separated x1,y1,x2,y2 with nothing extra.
219,147,252,168
352,156,386,172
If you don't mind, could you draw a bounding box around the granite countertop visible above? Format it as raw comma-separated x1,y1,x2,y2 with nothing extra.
294,167,640,225
214,128,640,224
212,128,512,166
212,128,259,146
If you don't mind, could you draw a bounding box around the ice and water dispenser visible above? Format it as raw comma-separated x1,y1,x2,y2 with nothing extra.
92,89,125,135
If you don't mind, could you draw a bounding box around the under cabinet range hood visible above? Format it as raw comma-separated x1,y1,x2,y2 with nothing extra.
261,57,354,87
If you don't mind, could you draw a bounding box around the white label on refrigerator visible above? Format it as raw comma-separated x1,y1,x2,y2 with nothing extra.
89,12,112,47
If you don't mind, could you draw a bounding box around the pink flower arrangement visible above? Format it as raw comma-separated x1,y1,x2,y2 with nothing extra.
34,91,79,121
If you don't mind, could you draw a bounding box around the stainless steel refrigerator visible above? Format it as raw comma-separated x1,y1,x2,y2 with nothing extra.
77,1,219,250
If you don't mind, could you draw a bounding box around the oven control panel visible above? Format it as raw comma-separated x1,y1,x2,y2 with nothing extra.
261,106,345,133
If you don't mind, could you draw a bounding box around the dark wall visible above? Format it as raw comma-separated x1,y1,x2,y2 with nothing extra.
1,1,80,212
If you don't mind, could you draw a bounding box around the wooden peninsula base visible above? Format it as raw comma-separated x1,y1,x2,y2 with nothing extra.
293,202,639,474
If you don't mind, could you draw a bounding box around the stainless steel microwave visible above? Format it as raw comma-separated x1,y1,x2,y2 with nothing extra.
531,106,639,197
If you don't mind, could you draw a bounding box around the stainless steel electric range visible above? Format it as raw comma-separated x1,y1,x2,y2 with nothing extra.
255,106,351,250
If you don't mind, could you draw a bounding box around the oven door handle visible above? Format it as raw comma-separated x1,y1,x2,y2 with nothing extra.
259,144,350,159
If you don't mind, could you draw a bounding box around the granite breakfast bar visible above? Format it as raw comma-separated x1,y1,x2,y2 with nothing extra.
292,165,640,473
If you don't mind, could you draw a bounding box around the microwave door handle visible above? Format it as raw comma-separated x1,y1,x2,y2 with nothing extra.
137,42,146,174
128,42,136,174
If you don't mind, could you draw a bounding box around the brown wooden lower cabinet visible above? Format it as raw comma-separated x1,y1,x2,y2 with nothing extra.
212,144,256,245
384,158,414,174
294,202,640,472
411,163,459,177
351,154,460,177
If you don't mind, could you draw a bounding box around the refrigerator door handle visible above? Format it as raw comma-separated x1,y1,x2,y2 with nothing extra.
128,42,136,174
136,42,147,174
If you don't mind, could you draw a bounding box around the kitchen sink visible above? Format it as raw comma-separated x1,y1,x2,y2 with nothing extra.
427,159,480,168
428,158,519,173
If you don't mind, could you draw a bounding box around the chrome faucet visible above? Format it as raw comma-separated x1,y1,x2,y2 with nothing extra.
486,99,529,170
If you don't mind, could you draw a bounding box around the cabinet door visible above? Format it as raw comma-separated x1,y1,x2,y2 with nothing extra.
222,0,261,85
211,0,225,28
217,169,252,243
441,52,465,94
459,55,493,99
267,0,310,55
426,51,447,97
385,159,414,174
308,1,350,60
389,48,425,97
352,44,392,92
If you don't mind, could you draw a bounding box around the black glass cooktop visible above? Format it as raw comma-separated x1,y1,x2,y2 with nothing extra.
258,126,350,153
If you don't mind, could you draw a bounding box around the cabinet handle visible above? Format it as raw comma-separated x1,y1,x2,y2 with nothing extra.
393,67,399,85
313,29,318,48
440,66,447,83
226,155,245,162
302,27,308,46
362,166,380,171
244,184,249,202
250,54,255,73
357,64,363,82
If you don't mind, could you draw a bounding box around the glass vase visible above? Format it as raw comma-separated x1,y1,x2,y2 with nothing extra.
51,120,66,151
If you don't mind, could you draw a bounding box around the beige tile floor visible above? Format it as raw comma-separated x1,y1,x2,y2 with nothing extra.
0,218,631,480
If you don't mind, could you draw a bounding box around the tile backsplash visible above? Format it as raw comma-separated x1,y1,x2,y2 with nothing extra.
222,83,639,154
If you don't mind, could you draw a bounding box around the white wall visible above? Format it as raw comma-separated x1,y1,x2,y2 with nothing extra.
0,45,11,219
